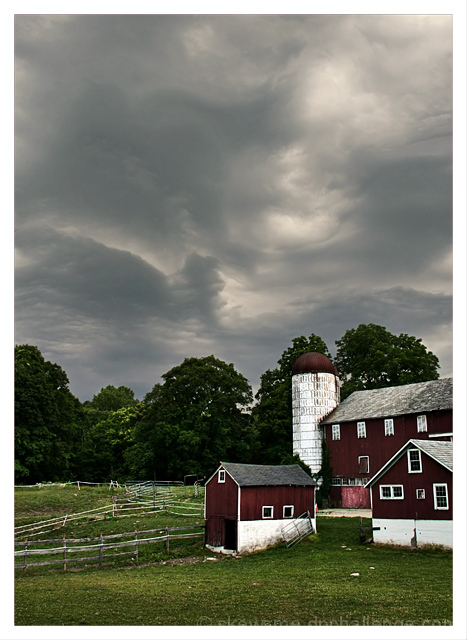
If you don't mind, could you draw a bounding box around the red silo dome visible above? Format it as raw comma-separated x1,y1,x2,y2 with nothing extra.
291,352,339,377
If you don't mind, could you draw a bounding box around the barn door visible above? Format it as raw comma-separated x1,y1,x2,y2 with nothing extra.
224,519,237,551
207,515,224,547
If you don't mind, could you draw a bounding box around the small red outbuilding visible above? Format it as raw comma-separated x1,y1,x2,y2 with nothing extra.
204,462,316,554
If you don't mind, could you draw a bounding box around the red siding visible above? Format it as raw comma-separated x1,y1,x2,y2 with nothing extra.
239,485,315,521
205,469,238,519
325,409,452,481
371,450,452,520
341,486,370,509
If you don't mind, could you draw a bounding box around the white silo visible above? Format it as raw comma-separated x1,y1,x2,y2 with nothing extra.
291,352,340,476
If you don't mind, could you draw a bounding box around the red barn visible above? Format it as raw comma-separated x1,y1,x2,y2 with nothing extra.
364,439,452,547
204,462,316,554
321,378,452,508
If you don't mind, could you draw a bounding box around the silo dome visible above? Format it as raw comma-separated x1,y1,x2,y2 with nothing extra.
292,352,339,377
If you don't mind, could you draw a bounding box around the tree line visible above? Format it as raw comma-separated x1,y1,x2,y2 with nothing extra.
14,324,440,486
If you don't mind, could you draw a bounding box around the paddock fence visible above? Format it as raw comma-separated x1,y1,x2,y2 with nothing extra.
14,524,205,572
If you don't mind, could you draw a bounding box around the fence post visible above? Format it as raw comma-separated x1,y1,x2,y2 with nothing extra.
77,481,80,491
99,533,103,567
135,529,138,563
23,538,28,570
166,525,169,553
63,535,67,571
112,496,116,518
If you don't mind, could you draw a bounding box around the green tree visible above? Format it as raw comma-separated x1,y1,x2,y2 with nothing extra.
15,345,82,483
335,323,440,399
88,385,138,412
127,356,253,480
251,334,331,465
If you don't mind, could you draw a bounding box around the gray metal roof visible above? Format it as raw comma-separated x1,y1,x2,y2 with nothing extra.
322,378,452,424
365,439,453,487
220,462,316,487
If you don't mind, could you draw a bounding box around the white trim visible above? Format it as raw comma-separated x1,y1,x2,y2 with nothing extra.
428,432,453,438
218,470,225,483
357,421,366,438
417,414,427,433
283,505,294,518
384,418,394,436
407,448,422,473
358,455,369,474
433,483,449,510
332,424,340,440
262,505,274,519
416,488,425,499
380,484,404,500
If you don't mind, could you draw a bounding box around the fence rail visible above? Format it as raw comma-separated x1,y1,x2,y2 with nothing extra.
15,525,205,571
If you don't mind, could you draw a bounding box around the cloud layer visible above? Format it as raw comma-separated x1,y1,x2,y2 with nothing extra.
15,15,453,400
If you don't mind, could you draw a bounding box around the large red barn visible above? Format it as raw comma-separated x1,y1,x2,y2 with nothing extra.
204,462,316,554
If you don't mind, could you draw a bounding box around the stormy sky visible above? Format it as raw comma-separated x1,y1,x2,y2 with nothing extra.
14,13,454,402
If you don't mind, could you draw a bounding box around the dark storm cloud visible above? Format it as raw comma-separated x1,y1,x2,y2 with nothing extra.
14,13,454,400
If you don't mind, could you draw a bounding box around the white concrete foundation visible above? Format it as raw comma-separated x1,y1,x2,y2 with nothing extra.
373,518,452,548
237,518,317,554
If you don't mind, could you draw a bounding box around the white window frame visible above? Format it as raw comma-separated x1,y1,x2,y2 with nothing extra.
283,505,294,519
417,414,427,433
332,424,340,441
262,506,274,519
384,418,394,436
358,455,369,474
357,421,366,438
218,470,225,483
433,483,449,510
416,488,425,500
380,484,404,500
407,449,422,473
332,477,342,485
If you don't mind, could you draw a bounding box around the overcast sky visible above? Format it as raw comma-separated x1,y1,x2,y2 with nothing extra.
14,12,455,402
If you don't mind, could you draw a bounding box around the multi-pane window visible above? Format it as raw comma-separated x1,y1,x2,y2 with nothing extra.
380,485,404,499
417,415,427,433
358,456,369,474
433,484,449,510
357,422,366,438
408,449,422,473
262,506,273,519
332,424,340,440
384,418,394,436
218,470,225,483
416,489,425,500
332,478,342,485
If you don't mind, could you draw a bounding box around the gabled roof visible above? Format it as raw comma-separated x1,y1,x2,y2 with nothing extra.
321,378,452,424
365,439,453,488
218,462,316,487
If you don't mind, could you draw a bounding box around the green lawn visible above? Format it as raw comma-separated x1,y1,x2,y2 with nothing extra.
15,514,452,626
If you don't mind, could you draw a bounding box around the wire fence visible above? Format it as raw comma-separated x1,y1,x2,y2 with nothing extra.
14,525,205,571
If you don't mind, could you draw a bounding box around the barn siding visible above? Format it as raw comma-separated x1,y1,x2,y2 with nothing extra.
325,409,452,482
205,468,238,519
239,485,315,521
371,450,452,521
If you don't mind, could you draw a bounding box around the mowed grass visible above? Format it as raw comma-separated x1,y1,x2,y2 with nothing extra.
15,487,452,626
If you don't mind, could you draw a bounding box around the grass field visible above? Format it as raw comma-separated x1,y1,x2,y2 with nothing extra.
14,485,453,627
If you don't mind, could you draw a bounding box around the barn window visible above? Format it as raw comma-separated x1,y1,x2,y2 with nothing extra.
417,415,427,433
262,506,273,519
218,470,225,483
416,489,425,500
283,505,294,518
433,484,449,510
332,478,342,485
380,485,404,499
357,422,366,438
332,424,340,440
384,419,394,436
342,477,349,485
408,449,422,473
358,456,369,474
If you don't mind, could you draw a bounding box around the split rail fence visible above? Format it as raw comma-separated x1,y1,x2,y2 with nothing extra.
15,525,205,571
15,482,205,541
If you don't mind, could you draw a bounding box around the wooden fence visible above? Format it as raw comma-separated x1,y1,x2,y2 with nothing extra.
14,525,205,571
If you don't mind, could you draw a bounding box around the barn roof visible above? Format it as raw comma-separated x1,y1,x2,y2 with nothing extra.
321,378,452,424
365,439,453,488
219,462,316,487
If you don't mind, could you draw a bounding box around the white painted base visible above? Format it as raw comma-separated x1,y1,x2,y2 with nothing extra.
237,518,316,554
373,518,452,548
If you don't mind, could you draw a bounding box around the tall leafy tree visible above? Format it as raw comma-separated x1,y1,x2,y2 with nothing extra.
335,323,440,399
15,345,82,483
87,385,138,412
251,334,331,465
127,356,253,480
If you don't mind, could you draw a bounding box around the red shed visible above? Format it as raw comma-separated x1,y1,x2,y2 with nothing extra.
365,439,452,547
204,462,316,554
